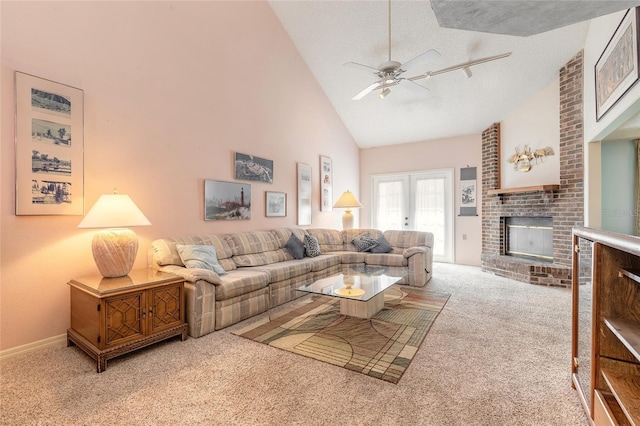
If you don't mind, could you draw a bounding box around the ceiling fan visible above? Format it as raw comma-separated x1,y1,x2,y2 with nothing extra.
345,0,512,101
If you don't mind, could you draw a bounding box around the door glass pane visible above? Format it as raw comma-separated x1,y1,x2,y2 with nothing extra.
376,180,405,231
414,177,445,257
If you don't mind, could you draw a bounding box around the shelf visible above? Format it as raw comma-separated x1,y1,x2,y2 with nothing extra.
619,268,640,285
486,184,560,196
601,368,640,425
605,317,640,362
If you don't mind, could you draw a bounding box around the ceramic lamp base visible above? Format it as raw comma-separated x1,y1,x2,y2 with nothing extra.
342,209,354,229
91,228,138,278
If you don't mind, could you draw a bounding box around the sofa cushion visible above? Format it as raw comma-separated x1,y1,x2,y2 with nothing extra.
306,229,343,252
383,230,431,249
370,235,393,253
253,259,312,282
351,231,379,252
271,228,307,248
303,234,322,257
301,254,342,272
176,244,227,275
364,253,408,267
215,269,270,301
151,235,236,271
225,231,286,266
284,233,305,259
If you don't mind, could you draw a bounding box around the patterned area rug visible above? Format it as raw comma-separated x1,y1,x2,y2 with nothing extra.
231,285,450,384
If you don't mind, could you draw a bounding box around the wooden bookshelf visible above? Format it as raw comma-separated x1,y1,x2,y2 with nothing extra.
572,227,640,426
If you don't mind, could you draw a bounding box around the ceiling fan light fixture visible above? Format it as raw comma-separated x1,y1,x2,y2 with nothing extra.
379,88,390,99
463,66,473,79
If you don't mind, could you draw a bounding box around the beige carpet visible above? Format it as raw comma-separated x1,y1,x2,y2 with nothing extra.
232,286,450,384
0,264,588,425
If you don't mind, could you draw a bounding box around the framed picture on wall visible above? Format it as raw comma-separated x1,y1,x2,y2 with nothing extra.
234,152,273,183
320,155,332,212
595,7,640,121
265,191,286,217
15,72,84,215
297,163,312,225
204,180,251,220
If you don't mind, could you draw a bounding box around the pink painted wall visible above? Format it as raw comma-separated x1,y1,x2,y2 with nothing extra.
0,2,359,351
359,134,482,266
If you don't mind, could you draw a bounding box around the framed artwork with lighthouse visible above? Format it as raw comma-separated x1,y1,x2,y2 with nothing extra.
204,180,251,220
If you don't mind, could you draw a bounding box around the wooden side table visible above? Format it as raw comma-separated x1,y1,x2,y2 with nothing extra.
67,268,187,372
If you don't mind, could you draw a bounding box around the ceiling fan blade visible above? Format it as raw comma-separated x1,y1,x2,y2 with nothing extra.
344,62,379,74
352,82,382,100
401,49,441,73
399,79,429,95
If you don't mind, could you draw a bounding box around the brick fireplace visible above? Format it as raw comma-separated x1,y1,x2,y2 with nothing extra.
481,51,584,288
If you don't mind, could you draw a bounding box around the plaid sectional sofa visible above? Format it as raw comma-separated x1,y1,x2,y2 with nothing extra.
150,228,433,338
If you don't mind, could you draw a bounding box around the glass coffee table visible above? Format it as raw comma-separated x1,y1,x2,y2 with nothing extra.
297,265,406,319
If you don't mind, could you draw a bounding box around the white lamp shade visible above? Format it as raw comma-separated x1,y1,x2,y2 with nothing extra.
78,194,151,229
333,191,362,209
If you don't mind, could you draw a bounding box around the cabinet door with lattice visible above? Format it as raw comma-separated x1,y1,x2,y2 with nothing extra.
104,292,145,347
148,284,183,334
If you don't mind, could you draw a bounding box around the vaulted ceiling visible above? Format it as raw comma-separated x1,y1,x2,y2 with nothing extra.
269,1,640,148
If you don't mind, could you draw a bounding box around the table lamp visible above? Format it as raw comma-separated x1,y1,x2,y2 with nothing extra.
333,190,362,229
78,192,151,278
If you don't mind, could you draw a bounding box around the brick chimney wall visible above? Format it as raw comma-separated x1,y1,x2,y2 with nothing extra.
480,51,584,287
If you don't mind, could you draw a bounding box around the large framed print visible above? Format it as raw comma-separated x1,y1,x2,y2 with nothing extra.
297,163,312,225
320,155,332,212
595,7,640,121
204,180,251,220
15,72,84,215
234,152,273,183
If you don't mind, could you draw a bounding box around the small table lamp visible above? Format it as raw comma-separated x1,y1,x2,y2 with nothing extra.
78,192,151,278
333,190,362,229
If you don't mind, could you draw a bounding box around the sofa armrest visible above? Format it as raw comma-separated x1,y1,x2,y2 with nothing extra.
402,246,427,259
158,265,222,285
401,246,432,287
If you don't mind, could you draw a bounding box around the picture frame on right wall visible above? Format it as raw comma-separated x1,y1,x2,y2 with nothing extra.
320,155,332,212
595,7,640,121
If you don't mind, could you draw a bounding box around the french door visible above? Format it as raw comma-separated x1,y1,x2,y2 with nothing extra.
371,169,454,263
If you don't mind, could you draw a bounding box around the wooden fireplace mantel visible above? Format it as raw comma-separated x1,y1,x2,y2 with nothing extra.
486,184,560,196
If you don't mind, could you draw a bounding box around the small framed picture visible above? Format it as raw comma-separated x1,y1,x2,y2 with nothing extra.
265,191,286,217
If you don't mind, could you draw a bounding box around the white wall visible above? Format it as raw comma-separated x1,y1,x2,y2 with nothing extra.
601,140,636,234
0,2,360,351
500,78,560,188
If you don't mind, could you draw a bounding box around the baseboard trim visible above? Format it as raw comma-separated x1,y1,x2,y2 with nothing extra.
0,334,67,361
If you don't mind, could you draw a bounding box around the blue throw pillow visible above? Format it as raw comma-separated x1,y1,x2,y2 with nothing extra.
370,236,393,253
176,244,227,275
285,233,305,259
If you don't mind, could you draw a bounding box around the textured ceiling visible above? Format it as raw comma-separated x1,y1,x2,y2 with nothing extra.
431,0,640,36
269,1,638,148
